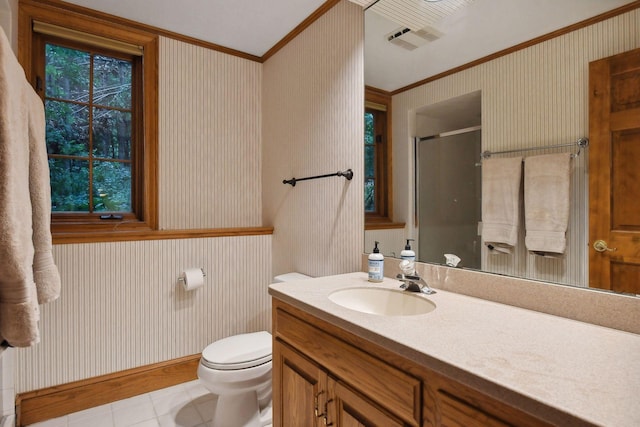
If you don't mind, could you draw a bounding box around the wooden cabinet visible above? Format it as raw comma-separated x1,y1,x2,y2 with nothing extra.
273,299,552,427
330,377,408,426
275,340,406,426
273,303,419,426
275,340,325,426
436,391,509,427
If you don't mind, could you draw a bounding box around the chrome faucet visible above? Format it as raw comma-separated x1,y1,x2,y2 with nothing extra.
396,273,436,295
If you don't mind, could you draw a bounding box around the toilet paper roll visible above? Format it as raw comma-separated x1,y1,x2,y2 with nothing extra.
180,268,205,291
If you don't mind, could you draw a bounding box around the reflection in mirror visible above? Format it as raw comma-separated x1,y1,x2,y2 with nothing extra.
416,93,481,270
363,0,640,295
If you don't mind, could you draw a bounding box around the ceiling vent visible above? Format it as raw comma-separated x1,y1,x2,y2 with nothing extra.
386,26,443,51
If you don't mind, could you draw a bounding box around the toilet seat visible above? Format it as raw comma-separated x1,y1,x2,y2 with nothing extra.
201,331,272,370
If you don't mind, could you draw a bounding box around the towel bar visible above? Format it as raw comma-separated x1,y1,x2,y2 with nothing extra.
283,169,353,187
481,137,589,159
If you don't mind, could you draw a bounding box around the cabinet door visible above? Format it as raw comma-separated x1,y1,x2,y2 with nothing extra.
437,391,510,427
275,305,422,425
328,377,408,427
273,339,326,427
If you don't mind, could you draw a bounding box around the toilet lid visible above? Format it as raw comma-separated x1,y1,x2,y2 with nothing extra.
201,331,272,370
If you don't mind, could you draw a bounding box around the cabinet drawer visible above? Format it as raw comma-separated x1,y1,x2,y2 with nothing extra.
275,307,421,426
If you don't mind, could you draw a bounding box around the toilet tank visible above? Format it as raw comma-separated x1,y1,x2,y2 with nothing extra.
273,272,312,283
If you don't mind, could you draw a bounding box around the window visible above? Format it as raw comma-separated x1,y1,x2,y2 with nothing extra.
364,107,386,213
20,2,159,241
364,88,392,224
43,40,135,215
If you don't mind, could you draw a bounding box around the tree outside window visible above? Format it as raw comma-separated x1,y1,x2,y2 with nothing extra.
364,99,390,222
44,42,134,214
364,111,376,212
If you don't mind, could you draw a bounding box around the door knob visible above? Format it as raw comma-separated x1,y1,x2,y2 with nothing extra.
593,240,616,252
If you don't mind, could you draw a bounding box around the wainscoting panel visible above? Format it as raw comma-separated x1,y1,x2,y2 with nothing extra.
15,235,272,393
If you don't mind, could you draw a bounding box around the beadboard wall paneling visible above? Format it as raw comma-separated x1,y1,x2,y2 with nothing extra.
0,348,15,421
159,37,262,229
391,9,639,286
15,236,272,393
262,0,364,278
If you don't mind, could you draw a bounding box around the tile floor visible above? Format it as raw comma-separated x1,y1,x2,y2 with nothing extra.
27,380,217,427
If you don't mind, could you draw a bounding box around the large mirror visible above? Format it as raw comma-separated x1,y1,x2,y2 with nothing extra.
363,0,640,295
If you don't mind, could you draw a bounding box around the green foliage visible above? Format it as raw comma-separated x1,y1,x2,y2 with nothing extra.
365,112,374,145
364,112,376,212
93,55,132,108
93,162,131,211
49,159,89,211
45,44,89,100
365,179,375,212
92,108,131,160
45,43,133,213
45,100,89,156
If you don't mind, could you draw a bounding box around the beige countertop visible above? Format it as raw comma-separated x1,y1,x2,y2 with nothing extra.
269,272,640,427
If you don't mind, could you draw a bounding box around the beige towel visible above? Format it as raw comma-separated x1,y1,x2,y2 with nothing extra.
524,153,572,257
481,157,522,254
0,27,60,347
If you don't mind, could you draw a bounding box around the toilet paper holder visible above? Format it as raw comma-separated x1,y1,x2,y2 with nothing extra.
178,268,207,283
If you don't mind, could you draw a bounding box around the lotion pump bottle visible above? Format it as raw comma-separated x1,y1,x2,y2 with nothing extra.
368,241,384,282
400,239,415,262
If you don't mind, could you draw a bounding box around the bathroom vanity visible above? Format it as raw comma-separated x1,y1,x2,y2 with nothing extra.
269,272,640,426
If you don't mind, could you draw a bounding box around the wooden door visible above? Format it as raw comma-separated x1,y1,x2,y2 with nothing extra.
589,47,640,293
436,391,509,427
327,377,407,427
273,340,326,427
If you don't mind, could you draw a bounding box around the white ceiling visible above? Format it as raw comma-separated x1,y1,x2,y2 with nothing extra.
62,0,329,57
365,0,635,91
63,0,636,92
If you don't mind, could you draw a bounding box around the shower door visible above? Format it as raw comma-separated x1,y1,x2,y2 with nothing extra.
416,129,481,269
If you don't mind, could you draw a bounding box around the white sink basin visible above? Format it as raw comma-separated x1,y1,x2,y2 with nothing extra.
328,287,436,316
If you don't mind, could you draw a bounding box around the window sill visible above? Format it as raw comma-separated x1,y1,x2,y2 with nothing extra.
52,227,274,244
365,221,405,231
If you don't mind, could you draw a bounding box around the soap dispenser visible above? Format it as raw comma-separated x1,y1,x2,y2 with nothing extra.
368,241,384,282
400,239,415,262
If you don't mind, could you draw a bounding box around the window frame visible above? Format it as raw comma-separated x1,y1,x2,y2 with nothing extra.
37,35,140,221
364,87,394,226
19,1,159,241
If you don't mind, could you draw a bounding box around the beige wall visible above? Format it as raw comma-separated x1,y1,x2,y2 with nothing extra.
385,9,640,286
262,0,364,278
15,1,365,393
159,38,263,229
0,0,17,54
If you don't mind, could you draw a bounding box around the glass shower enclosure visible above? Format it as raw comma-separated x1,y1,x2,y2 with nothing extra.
415,128,482,269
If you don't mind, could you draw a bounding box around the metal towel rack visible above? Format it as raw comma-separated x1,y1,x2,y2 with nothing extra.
283,169,353,187
480,137,589,159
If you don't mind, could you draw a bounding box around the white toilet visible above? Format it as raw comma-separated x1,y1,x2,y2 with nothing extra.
197,272,310,427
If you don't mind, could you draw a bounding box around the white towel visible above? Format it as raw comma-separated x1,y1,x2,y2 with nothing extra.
524,153,572,257
0,27,60,347
481,157,523,254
